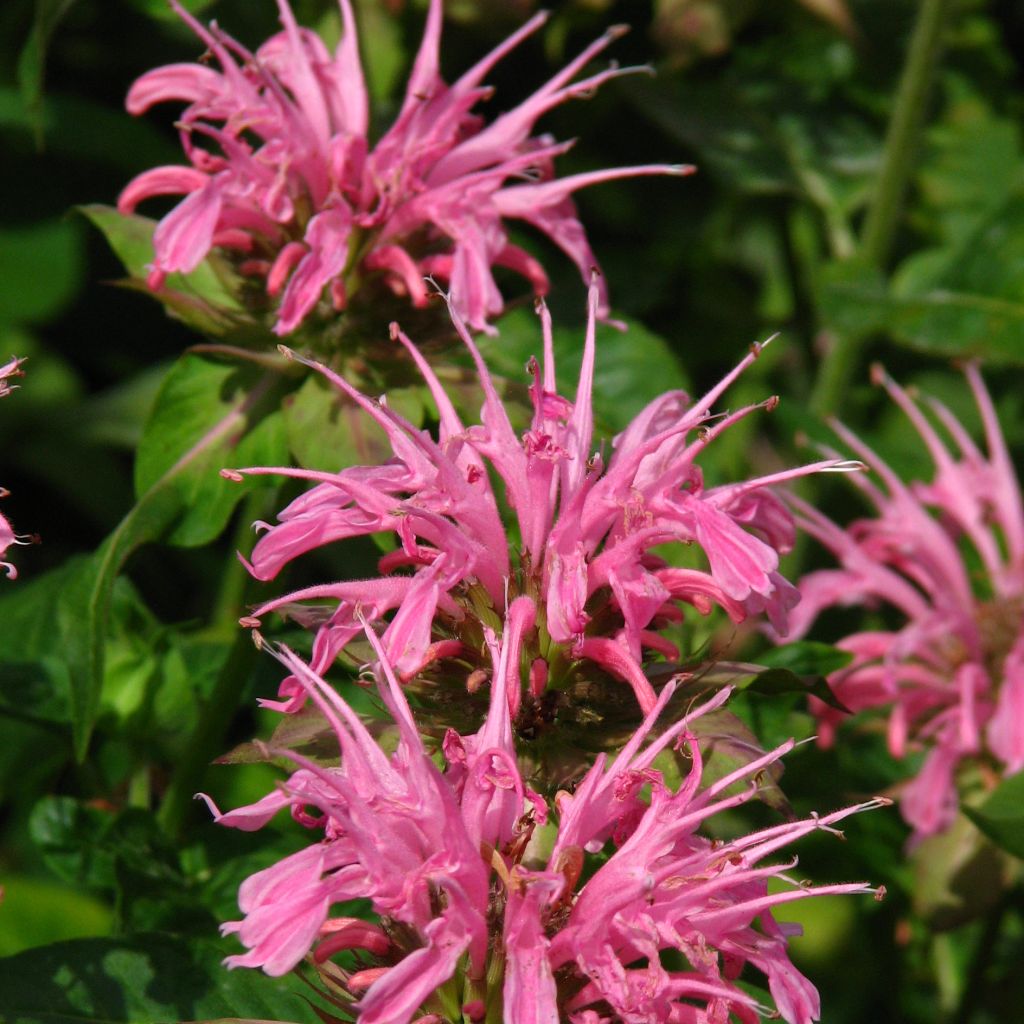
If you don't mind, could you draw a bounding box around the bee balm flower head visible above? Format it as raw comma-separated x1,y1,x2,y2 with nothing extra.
226,281,860,734
119,0,689,337
787,365,1024,842
202,622,886,1023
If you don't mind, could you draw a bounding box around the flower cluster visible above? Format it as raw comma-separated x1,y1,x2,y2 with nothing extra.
787,365,1024,842
119,0,687,335
0,357,29,579
227,283,857,726
203,621,885,1024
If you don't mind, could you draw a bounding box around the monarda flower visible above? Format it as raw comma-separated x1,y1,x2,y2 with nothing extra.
786,365,1024,842
202,621,886,1023
225,282,858,731
118,0,687,336
0,356,30,579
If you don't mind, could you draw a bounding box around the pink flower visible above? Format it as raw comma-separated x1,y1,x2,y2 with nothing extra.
205,619,885,1023
118,0,689,335
786,364,1024,842
0,357,30,579
226,282,856,719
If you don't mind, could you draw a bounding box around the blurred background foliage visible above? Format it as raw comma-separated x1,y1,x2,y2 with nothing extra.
1,0,1024,1021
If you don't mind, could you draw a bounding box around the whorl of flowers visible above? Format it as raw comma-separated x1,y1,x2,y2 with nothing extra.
0,357,29,579
201,618,885,1024
786,364,1024,842
225,282,861,722
118,0,689,335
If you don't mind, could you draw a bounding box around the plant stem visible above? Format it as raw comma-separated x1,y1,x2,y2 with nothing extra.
810,0,949,416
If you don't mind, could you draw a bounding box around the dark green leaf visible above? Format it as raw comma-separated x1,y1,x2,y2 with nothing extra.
29,796,119,891
744,667,851,714
963,771,1024,860
0,934,318,1024
685,658,850,713
217,705,340,767
759,641,854,677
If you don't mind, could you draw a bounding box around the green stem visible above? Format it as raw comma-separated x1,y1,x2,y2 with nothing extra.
810,0,949,417
950,897,1009,1024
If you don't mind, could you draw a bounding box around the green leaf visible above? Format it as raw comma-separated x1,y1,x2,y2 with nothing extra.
80,205,261,340
283,370,425,471
758,641,854,677
685,658,850,713
0,876,111,958
55,350,291,757
125,0,215,19
744,667,851,714
0,934,318,1024
135,353,289,546
963,770,1024,860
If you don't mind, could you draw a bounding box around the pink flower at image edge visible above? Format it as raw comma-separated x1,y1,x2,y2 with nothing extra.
786,364,1024,842
0,357,29,579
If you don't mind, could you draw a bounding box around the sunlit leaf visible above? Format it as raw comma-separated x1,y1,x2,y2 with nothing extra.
135,353,289,546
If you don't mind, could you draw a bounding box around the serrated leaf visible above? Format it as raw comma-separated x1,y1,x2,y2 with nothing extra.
963,770,1024,860
0,934,318,1024
135,353,289,546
